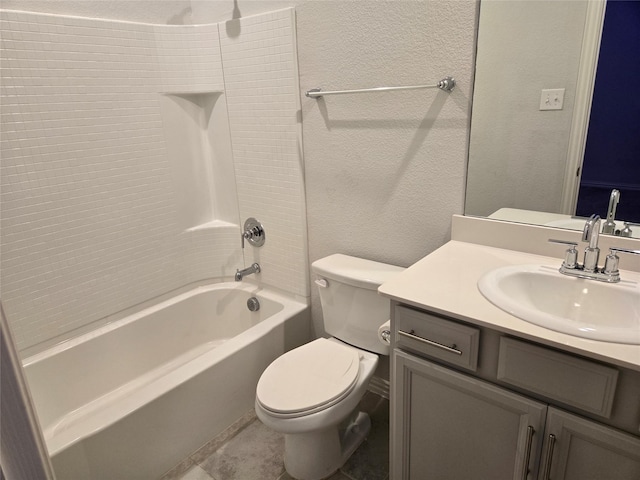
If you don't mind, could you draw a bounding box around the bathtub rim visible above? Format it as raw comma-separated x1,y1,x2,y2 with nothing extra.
22,279,308,366
22,281,309,456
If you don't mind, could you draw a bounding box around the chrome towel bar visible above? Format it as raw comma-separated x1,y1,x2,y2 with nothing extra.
305,76,455,98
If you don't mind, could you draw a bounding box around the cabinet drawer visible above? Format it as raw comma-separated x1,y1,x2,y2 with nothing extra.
394,306,480,371
497,337,619,418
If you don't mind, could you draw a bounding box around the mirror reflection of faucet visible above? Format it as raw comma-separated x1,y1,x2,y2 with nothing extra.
602,189,620,235
620,222,638,238
598,189,637,237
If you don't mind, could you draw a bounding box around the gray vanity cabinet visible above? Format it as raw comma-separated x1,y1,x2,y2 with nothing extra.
392,350,640,480
391,305,640,480
392,350,546,480
540,408,640,480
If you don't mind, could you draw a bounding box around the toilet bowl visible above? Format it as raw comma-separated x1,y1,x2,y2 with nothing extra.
256,338,378,480
255,254,404,480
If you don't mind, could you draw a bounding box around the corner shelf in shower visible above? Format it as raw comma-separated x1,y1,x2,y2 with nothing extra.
159,90,224,96
186,219,238,233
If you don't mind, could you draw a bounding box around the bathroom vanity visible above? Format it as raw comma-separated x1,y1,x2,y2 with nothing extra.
379,216,640,480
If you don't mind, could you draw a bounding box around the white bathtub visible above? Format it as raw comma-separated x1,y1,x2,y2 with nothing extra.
22,282,310,480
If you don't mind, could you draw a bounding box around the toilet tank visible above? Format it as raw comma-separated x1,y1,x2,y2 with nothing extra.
312,254,405,355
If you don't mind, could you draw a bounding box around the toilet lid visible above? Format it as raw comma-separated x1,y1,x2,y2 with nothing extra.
256,338,360,415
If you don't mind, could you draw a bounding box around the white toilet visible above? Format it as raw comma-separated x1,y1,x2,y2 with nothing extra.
255,254,404,480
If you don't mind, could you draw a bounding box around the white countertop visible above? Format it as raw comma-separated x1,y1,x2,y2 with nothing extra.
379,240,640,371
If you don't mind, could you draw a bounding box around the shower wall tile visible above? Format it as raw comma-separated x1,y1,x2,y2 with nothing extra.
153,24,225,93
0,11,240,354
220,9,309,298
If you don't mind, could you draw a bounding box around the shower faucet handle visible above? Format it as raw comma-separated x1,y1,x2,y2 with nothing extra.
241,217,265,248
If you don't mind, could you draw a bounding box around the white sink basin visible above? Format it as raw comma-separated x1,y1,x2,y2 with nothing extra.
478,265,640,344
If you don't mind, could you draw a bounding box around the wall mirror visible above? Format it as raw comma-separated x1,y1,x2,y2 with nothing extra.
465,0,640,238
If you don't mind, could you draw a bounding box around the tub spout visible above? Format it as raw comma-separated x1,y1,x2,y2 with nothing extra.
235,263,261,281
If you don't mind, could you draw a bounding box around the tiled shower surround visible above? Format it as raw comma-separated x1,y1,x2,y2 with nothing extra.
220,11,308,298
0,9,308,354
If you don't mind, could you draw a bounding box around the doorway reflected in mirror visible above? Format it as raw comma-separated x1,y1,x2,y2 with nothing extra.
576,0,640,224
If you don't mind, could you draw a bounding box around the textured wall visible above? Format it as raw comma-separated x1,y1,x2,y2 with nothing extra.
465,0,587,217
295,1,478,333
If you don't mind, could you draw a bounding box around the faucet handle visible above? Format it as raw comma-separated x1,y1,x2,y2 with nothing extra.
241,217,265,248
609,247,640,256
605,247,640,277
548,239,578,246
620,222,640,238
548,239,578,269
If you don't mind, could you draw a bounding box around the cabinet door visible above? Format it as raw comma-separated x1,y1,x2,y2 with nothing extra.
392,350,547,480
539,408,640,480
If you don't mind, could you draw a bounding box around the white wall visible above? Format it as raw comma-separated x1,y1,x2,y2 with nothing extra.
295,1,477,333
0,0,195,24
0,0,300,25
193,0,478,334
0,7,308,354
220,9,309,298
1,0,479,350
465,0,588,217
0,12,242,353
191,0,299,23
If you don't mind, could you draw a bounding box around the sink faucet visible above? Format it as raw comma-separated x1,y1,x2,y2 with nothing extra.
549,214,640,283
602,189,620,235
582,214,601,272
235,262,261,281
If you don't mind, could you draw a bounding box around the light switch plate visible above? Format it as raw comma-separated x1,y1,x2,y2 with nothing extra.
540,88,565,110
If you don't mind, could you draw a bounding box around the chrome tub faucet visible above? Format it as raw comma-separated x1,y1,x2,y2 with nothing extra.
235,263,261,281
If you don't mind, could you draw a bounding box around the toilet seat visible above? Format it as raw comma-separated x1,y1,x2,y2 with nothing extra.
256,338,361,418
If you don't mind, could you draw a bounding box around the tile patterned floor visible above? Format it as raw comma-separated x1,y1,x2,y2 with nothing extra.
161,391,389,480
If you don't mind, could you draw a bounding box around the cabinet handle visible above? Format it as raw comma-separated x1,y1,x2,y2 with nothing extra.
397,330,462,356
521,426,535,480
541,434,556,480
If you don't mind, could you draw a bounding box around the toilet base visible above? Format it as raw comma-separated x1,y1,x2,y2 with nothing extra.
283,411,371,480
